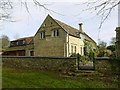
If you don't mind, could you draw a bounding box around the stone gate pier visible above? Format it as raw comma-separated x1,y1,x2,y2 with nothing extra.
115,27,120,58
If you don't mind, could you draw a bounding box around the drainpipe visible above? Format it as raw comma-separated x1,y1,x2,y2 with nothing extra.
66,33,69,57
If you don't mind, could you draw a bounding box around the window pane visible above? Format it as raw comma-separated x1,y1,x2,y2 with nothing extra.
71,45,73,54
43,32,45,38
57,30,59,36
75,46,76,53
40,32,45,39
52,30,59,37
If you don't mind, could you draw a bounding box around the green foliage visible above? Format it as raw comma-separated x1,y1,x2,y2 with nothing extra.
71,53,90,65
107,45,115,57
79,55,90,65
97,41,113,57
97,41,107,57
110,37,116,45
71,52,94,62
70,53,79,57
107,45,115,52
89,50,95,60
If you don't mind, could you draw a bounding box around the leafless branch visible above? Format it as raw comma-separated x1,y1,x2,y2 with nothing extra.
32,0,64,16
0,0,13,21
81,0,119,29
0,0,64,21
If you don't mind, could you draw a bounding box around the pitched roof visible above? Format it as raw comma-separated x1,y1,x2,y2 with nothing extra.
55,19,80,37
11,36,34,45
53,17,96,44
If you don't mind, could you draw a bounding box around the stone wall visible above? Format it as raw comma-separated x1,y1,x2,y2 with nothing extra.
34,15,66,57
115,27,120,58
2,56,77,73
95,58,119,75
95,60,112,75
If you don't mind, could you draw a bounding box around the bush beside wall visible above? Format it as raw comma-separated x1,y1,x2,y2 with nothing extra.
2,56,77,73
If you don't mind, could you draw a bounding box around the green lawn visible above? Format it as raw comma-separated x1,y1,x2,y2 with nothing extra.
2,67,116,88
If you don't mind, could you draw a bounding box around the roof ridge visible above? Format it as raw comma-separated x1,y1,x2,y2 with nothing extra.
13,36,34,41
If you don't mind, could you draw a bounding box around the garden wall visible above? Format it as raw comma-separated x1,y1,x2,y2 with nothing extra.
95,59,112,75
2,56,77,73
95,57,119,75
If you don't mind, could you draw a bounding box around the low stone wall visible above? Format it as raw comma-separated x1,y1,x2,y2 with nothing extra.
95,60,112,75
2,56,77,73
95,58,119,75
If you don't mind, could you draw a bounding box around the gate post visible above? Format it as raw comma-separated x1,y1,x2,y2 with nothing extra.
77,54,80,70
115,27,120,88
93,57,95,70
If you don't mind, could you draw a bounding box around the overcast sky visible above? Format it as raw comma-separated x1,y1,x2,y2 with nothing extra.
1,1,118,45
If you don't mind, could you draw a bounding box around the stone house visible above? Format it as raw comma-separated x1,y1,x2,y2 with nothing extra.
115,27,120,58
3,15,96,57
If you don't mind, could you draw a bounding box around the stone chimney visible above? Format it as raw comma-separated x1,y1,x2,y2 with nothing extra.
79,23,83,32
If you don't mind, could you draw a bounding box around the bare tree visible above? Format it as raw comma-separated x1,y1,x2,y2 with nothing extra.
0,0,13,21
1,0,119,25
0,0,63,21
110,37,116,45
82,0,120,29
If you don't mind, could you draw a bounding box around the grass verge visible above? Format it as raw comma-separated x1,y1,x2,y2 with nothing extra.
2,67,116,88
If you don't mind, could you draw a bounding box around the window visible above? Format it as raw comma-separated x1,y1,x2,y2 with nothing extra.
71,44,77,54
71,45,73,54
16,41,19,45
40,31,45,39
52,30,59,37
18,40,25,45
30,51,34,56
80,47,82,55
23,40,26,44
75,46,76,53
10,42,14,47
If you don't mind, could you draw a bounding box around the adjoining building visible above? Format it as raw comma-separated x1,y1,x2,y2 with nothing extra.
3,15,97,57
115,27,120,58
3,36,34,56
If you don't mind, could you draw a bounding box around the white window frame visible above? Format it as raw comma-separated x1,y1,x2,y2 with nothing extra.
71,45,73,54
40,31,45,39
74,46,76,54
52,29,59,37
71,44,77,54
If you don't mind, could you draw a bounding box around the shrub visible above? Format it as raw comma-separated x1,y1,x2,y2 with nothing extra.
70,53,90,65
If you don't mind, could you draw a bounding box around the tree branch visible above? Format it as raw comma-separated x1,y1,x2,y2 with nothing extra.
81,0,119,29
0,0,64,21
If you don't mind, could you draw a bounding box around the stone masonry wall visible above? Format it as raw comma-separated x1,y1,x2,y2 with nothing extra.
95,60,112,75
2,56,77,73
95,58,119,75
34,15,66,57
